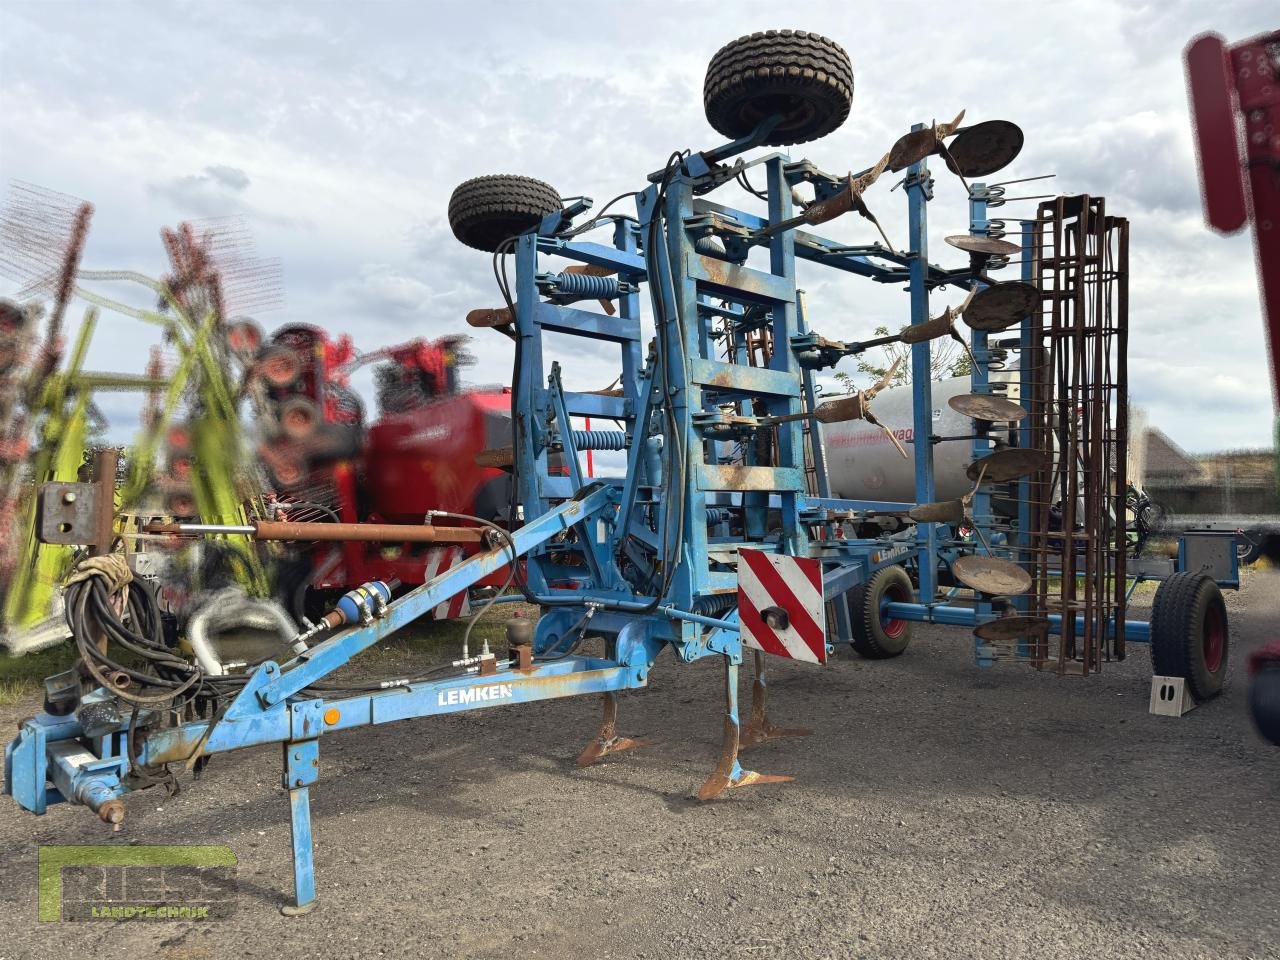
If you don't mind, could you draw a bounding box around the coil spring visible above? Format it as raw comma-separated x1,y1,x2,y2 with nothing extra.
692,592,738,615
694,234,726,257
986,219,1007,239
555,272,620,298
569,430,627,451
705,507,733,524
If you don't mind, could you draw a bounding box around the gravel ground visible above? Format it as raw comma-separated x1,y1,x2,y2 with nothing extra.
1,571,1278,959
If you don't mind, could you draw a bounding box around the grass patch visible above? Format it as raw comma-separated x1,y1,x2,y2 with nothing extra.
0,645,78,707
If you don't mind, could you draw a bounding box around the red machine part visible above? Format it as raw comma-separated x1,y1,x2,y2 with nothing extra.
1185,30,1280,403
313,389,514,592
363,389,511,523
259,325,515,606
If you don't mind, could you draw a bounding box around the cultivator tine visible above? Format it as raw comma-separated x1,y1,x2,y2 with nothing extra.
740,650,810,749
887,109,967,172
761,150,893,248
576,691,648,767
466,307,514,335
760,356,904,460
897,287,976,347
697,657,792,801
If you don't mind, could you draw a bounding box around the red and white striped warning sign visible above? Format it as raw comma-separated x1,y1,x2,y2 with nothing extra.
424,546,473,620
737,548,827,664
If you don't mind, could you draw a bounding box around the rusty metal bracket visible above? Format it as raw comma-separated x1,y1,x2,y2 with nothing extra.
37,482,98,545
36,448,118,551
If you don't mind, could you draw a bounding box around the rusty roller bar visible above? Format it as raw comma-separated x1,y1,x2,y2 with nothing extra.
144,519,486,544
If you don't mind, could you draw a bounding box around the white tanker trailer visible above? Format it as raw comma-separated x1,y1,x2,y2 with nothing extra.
821,372,1020,504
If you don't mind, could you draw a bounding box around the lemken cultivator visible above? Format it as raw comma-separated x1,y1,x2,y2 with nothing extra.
4,30,1239,914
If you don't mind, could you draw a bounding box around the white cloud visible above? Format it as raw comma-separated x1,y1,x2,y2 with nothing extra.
0,0,1275,453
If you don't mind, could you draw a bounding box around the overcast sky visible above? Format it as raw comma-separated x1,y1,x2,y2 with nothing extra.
1,0,1275,454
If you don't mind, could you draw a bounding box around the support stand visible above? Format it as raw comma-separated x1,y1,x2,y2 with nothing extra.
281,740,319,916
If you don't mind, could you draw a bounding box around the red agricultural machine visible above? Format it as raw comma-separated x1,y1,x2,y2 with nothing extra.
246,323,516,621
1184,29,1280,745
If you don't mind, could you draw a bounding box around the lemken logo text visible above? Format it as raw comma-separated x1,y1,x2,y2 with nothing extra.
436,683,514,707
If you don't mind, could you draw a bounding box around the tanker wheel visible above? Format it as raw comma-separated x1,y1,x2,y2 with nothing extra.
846,565,914,659
1150,572,1230,701
703,30,854,146
448,175,562,252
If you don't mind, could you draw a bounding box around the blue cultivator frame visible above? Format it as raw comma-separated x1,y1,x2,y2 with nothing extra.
5,98,1213,914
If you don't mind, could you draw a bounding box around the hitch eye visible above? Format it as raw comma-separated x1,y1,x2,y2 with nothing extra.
761,606,790,631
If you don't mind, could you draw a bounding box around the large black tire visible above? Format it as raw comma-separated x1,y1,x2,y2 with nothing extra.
704,30,853,146
1150,572,1230,701
448,175,562,252
846,565,914,659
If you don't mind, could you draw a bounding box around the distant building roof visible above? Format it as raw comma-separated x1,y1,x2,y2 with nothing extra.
1145,428,1204,481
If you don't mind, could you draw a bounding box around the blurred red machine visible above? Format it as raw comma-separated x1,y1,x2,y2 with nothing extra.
1185,30,1280,745
251,324,514,620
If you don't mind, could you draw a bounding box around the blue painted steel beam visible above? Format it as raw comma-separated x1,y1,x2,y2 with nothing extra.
905,131,938,601
258,485,616,705
533,302,641,344
561,391,627,419
687,254,794,304
536,238,647,277
689,358,800,398
881,601,1153,642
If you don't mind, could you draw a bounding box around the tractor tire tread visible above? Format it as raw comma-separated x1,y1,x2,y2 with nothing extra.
704,30,853,146
448,175,562,252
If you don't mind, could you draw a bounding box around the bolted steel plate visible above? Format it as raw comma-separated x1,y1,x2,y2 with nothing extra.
948,393,1028,422
909,499,965,523
944,120,1024,177
37,482,98,545
945,234,1022,256
973,615,1050,642
963,281,1041,332
966,447,1051,482
953,555,1032,596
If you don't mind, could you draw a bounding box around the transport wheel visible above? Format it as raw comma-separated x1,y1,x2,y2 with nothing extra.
847,565,914,659
448,175,562,252
703,30,854,146
1150,572,1230,700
